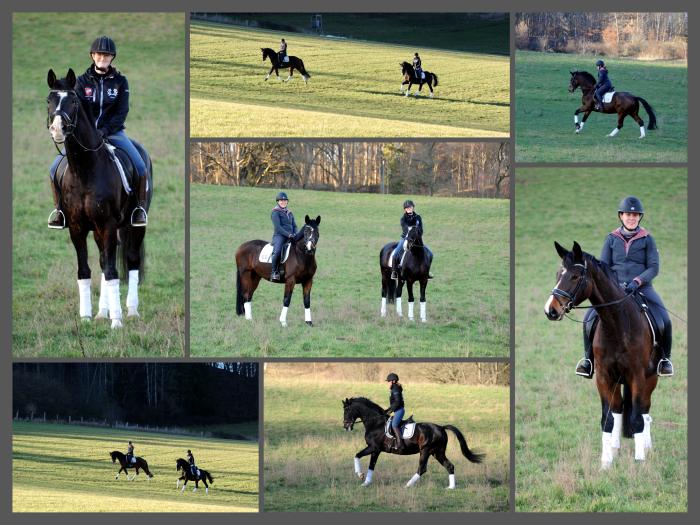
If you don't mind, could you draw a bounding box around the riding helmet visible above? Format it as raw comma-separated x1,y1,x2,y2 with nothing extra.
618,196,644,215
187,449,191,453
90,36,117,57
596,59,605,67
403,199,415,209
386,372,399,382
276,191,289,202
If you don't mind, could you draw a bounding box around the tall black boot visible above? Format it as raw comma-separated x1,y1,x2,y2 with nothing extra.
576,316,597,378
48,171,66,229
392,426,404,451
270,252,281,282
131,174,148,227
657,323,674,377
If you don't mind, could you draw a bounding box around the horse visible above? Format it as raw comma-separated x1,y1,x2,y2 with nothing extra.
110,451,154,480
176,458,214,494
342,397,484,488
46,69,153,329
568,70,657,138
261,48,311,84
379,226,432,322
544,241,659,469
400,61,438,98
235,215,321,327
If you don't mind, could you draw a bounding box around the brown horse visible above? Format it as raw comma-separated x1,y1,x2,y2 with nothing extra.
569,71,657,138
544,242,659,469
235,215,320,327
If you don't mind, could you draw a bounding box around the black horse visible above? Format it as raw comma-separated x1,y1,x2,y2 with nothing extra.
110,451,154,480
379,226,432,322
47,69,152,328
261,48,311,84
545,242,659,469
176,458,214,494
342,397,483,488
235,215,320,327
400,61,439,98
569,70,657,138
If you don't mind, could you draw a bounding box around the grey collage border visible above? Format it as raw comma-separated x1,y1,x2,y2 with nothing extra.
0,0,694,523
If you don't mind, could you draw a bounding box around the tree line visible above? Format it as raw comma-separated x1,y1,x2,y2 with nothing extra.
515,12,687,60
13,363,258,427
191,141,510,199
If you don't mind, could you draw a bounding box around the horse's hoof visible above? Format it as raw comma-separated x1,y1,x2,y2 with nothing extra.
127,308,140,318
306,321,313,327
95,309,109,320
111,319,123,329
358,472,365,481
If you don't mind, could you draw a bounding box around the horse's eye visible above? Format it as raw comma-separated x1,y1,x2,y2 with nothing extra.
571,274,579,281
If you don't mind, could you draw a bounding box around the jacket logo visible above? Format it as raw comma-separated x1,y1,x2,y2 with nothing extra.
107,88,118,98
84,87,93,97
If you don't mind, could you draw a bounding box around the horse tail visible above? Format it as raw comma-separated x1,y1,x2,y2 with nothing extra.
387,274,396,304
206,471,214,484
236,268,245,316
119,227,146,283
636,97,657,130
444,425,484,464
622,384,634,438
432,73,438,87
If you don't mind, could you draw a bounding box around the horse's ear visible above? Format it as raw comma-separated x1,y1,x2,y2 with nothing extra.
554,241,568,260
572,241,584,262
316,215,321,224
66,68,76,87
305,214,310,224
570,71,575,76
48,69,57,88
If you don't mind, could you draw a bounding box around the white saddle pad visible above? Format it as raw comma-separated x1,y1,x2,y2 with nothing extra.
282,55,289,63
385,417,416,439
259,243,291,264
603,91,615,103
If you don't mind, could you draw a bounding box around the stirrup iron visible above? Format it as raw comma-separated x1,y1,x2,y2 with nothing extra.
47,209,66,229
130,206,148,227
575,357,593,377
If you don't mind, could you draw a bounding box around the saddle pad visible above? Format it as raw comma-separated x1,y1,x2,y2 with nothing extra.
106,143,132,194
603,91,616,103
385,417,417,439
420,72,425,80
282,56,289,63
258,243,291,264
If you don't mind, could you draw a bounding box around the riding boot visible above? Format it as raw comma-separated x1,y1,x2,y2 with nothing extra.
392,426,404,451
48,175,66,229
576,318,596,378
657,323,674,377
131,174,148,227
270,252,282,282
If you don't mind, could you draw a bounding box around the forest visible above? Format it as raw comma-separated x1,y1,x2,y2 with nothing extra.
191,142,510,199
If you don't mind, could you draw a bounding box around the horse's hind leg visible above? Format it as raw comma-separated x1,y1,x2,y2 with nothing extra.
406,449,431,487
69,226,93,320
97,224,123,328
241,271,261,320
395,280,404,317
428,81,434,98
284,67,293,82
608,113,625,137
433,450,456,489
641,376,658,451
381,273,389,317
630,107,646,138
124,227,145,318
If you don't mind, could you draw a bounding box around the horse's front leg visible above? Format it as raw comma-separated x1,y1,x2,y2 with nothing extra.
124,227,145,318
400,79,408,92
406,281,415,321
395,280,404,317
574,107,586,133
101,224,123,329
265,65,275,81
407,448,431,487
353,445,374,480
280,278,296,327
193,480,198,492
405,82,414,97
362,451,381,487
419,279,428,323
180,478,188,493
597,375,622,469
69,226,93,321
302,279,314,326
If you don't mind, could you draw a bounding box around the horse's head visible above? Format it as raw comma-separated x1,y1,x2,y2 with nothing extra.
400,61,412,77
47,69,80,143
302,215,321,253
109,451,118,463
261,48,272,62
342,398,358,431
176,458,187,471
568,71,595,93
405,226,422,250
545,241,593,320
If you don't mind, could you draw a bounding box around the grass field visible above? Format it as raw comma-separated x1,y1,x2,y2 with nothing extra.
12,13,185,357
190,22,509,138
264,373,509,512
515,168,687,511
12,422,258,512
190,185,509,357
515,51,688,162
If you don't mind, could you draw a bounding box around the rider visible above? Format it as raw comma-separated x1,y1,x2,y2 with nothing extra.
270,191,304,282
384,373,405,451
187,449,197,478
126,441,135,464
413,52,423,79
576,196,673,378
48,35,148,229
593,59,613,111
390,200,433,280
278,38,287,64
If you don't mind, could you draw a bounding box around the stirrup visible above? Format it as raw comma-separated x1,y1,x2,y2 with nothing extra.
657,358,674,377
48,209,66,229
575,358,593,378
130,206,148,227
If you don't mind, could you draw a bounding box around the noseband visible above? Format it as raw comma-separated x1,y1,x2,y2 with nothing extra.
551,262,588,313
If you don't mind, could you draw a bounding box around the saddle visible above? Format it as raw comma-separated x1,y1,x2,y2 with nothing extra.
633,292,664,347
385,415,416,439
258,242,291,264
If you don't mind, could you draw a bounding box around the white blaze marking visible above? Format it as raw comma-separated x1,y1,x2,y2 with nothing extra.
306,241,312,251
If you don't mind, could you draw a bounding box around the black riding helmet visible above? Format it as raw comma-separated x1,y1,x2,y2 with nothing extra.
90,36,117,58
187,449,192,453
276,191,289,202
596,59,605,67
618,196,644,224
403,199,415,210
386,372,399,382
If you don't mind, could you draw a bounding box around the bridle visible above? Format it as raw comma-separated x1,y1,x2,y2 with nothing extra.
551,261,589,313
47,89,104,153
303,224,318,253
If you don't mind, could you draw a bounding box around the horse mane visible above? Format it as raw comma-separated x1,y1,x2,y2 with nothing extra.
574,70,596,85
563,251,619,286
349,397,385,414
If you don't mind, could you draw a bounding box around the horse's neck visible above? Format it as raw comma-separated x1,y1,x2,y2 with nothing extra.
589,266,637,327
358,408,385,431
64,109,101,174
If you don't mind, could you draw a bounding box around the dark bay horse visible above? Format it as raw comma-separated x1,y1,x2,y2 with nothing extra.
261,48,311,83
400,62,438,98
47,69,152,328
110,451,154,480
379,226,432,322
342,397,484,488
235,215,320,327
569,70,657,138
176,458,214,494
544,242,659,469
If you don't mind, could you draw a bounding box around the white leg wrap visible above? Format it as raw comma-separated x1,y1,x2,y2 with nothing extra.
634,432,646,461
107,279,122,329
362,469,374,486
420,301,427,323
96,274,109,318
78,278,92,319
408,301,414,320
354,457,362,476
406,473,421,487
243,302,252,320
380,297,387,317
305,308,312,323
279,306,288,327
601,432,614,469
643,414,652,450
396,297,403,317
611,413,622,449
126,270,139,317
579,121,585,130
448,473,456,489
639,125,646,138
609,127,619,137
574,115,579,124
